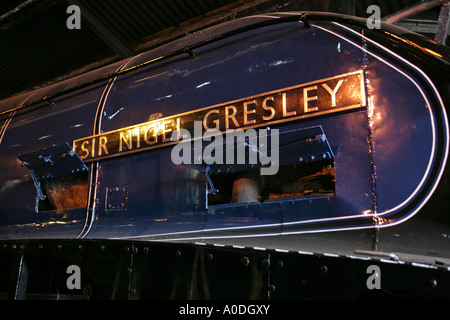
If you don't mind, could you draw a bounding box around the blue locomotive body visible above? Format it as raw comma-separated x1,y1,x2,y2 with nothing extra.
1,12,450,299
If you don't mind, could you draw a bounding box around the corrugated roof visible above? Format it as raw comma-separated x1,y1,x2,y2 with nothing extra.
0,0,447,100
0,0,241,99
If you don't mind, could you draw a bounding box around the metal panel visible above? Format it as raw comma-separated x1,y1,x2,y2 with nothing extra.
1,239,449,300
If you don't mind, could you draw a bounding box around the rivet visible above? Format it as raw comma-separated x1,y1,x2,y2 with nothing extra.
430,279,438,289
175,250,182,257
57,245,62,250
277,261,284,268
124,247,130,252
78,245,83,251
100,245,105,252
262,259,270,268
143,247,149,254
241,257,250,267
320,265,328,274
207,253,213,261
130,289,137,296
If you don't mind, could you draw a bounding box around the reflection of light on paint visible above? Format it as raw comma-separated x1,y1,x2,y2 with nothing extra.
147,113,163,122
368,96,375,128
196,81,210,88
17,220,81,228
269,58,294,66
108,107,124,120
423,48,442,58
388,33,443,58
155,94,172,101
133,71,169,84
363,210,372,215
38,135,53,140
376,216,389,226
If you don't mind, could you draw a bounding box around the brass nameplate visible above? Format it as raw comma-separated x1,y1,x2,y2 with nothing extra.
73,70,365,162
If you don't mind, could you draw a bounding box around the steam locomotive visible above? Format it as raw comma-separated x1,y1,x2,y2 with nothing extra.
0,12,449,300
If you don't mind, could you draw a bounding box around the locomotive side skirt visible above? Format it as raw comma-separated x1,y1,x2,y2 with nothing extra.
1,239,450,300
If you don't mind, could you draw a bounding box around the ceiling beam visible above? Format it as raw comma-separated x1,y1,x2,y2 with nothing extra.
0,0,58,33
382,0,447,24
131,0,273,54
394,19,438,34
435,2,450,44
